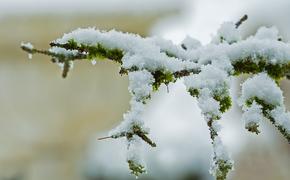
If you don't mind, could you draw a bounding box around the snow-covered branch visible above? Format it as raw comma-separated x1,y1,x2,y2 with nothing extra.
21,15,290,180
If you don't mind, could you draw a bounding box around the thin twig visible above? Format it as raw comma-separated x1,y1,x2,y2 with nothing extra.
235,14,248,28
97,136,112,140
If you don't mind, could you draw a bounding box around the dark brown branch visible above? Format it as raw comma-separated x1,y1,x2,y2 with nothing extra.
235,14,248,28
97,136,112,140
97,126,157,147
132,126,157,147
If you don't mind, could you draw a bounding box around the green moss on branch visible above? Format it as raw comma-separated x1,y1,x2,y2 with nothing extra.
214,159,233,180
152,70,175,91
188,88,232,113
127,160,146,177
50,39,124,63
245,97,290,143
233,57,290,80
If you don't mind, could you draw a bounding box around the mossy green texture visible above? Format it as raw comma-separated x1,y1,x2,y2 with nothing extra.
131,125,156,147
111,124,156,147
245,97,290,142
127,160,146,177
21,33,290,180
233,57,290,80
188,88,232,113
189,88,199,97
66,39,124,63
152,70,175,91
213,95,232,113
215,159,233,180
245,97,275,112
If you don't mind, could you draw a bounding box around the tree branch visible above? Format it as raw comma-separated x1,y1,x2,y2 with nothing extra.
235,14,248,28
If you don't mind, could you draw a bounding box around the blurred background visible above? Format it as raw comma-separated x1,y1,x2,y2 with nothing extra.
0,0,289,179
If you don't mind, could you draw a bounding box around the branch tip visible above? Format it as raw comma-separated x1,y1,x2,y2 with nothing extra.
97,136,112,140
235,14,248,28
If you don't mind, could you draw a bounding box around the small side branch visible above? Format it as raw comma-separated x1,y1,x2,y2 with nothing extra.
97,136,112,140
21,44,87,62
97,126,157,148
50,41,124,64
235,14,248,28
207,121,233,180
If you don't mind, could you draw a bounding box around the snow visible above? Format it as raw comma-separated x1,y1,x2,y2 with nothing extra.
128,70,154,100
270,107,290,133
211,22,241,44
239,73,290,134
54,28,144,51
54,28,201,73
197,89,221,121
52,25,290,75
181,36,202,50
127,136,144,165
22,12,290,178
185,38,290,66
21,42,34,50
241,101,263,129
184,63,232,122
254,26,279,40
109,100,146,136
212,121,222,132
109,70,155,171
227,38,290,65
209,136,233,178
49,47,79,57
87,81,214,180
184,65,229,93
149,37,189,60
21,42,34,59
212,137,231,161
239,73,283,106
